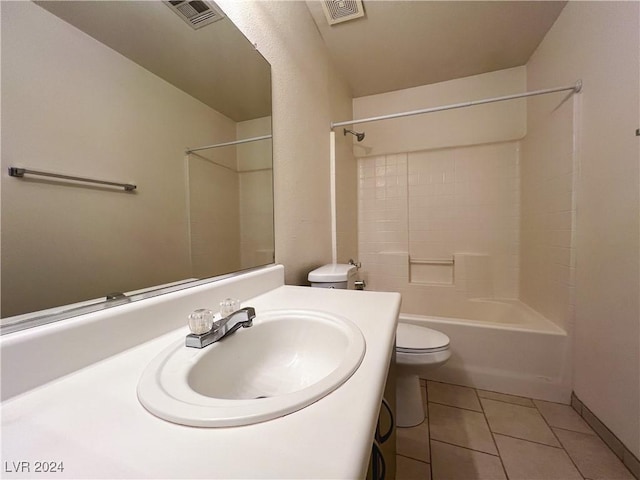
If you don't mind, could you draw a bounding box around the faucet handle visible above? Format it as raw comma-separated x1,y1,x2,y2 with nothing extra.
220,298,241,317
188,308,215,335
348,259,362,269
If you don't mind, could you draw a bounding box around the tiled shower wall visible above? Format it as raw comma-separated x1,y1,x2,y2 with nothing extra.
354,67,577,328
358,141,520,314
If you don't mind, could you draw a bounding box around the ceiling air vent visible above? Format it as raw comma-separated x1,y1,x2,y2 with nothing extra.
321,0,365,26
164,0,225,30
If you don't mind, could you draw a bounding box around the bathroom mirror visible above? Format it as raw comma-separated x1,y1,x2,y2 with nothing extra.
1,1,273,327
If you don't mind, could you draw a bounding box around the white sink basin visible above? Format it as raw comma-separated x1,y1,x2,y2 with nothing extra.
137,309,366,427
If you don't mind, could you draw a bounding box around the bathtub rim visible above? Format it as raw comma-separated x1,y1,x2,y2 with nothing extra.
399,303,567,336
397,305,571,403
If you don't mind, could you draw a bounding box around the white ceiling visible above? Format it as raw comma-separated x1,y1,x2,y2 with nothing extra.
305,0,567,98
36,1,271,122
36,1,566,118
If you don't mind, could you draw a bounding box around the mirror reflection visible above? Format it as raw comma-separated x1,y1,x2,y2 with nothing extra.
1,1,273,321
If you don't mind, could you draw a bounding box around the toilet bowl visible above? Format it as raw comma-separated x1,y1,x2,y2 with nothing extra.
308,264,452,428
395,323,451,427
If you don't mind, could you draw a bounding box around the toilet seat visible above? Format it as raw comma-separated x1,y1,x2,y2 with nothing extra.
396,323,450,354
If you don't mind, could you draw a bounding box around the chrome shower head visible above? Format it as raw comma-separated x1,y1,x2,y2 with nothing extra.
343,128,365,142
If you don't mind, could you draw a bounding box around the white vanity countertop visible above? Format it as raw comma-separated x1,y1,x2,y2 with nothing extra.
1,284,400,479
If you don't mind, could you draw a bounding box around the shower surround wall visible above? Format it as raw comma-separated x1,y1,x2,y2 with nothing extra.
354,67,527,315
358,142,521,314
520,85,576,332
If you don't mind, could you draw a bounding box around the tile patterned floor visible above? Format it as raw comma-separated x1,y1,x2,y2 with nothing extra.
396,380,635,480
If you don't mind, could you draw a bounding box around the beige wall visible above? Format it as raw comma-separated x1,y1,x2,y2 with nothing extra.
352,67,526,157
1,2,240,316
183,116,274,280
188,152,241,279
237,117,274,269
2,0,355,317
218,1,355,285
526,1,639,458
331,78,359,264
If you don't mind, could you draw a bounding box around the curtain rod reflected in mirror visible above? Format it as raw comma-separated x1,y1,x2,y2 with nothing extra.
1,0,274,332
187,134,273,154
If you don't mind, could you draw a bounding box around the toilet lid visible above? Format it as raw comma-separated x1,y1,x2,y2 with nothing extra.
396,323,450,353
308,264,356,283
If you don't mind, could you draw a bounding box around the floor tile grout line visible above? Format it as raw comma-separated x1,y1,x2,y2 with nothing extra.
427,384,501,458
424,383,433,480
492,431,565,450
574,397,640,477
419,381,639,480
396,427,432,471
396,453,430,466
550,424,597,436
421,381,620,480
425,383,511,478
481,401,559,449
480,396,538,411
427,399,484,414
424,378,477,391
478,392,503,458
478,389,512,480
395,448,430,465
534,402,591,479
477,395,535,408
426,379,485,412
476,388,534,403
430,438,502,458
489,432,511,480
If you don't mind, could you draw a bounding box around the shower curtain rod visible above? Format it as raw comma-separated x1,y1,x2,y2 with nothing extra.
186,134,272,154
331,80,582,129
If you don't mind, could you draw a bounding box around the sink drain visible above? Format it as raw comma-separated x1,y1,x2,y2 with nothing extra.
254,395,269,399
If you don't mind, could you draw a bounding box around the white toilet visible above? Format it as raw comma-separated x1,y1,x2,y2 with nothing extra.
308,264,451,428
395,322,451,426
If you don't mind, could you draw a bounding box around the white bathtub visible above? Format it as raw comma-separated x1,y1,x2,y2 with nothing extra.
400,299,572,403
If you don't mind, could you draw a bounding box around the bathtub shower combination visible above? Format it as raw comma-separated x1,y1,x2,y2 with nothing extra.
400,298,570,403
352,139,577,402
355,251,572,404
310,266,571,407
338,76,582,406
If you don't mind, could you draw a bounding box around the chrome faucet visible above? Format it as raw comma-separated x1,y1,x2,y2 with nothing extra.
186,307,256,349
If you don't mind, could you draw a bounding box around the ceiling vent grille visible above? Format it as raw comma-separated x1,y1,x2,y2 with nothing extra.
321,0,365,25
164,0,225,30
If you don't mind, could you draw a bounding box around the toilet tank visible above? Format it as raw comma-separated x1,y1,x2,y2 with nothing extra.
308,264,357,290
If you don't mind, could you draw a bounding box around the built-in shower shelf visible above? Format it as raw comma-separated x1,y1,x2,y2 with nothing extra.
409,256,454,285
